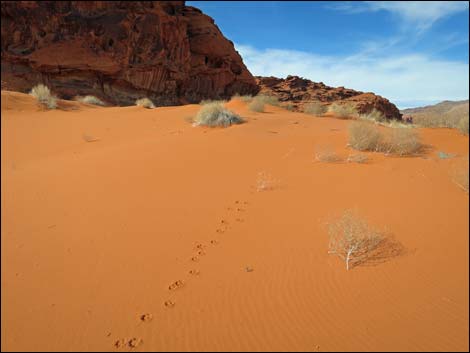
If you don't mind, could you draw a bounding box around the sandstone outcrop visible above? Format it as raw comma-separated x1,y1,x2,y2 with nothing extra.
1,1,258,105
256,75,402,120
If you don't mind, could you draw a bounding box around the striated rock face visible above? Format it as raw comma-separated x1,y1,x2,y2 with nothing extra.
256,75,402,120
1,1,258,105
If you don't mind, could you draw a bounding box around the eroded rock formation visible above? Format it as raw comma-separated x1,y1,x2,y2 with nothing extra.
256,75,402,120
1,1,258,105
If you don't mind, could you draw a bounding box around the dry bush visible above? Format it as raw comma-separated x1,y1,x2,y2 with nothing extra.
256,94,280,106
249,97,265,112
135,98,155,109
359,108,386,123
458,116,469,135
304,102,327,116
232,94,253,102
75,95,106,106
30,84,57,109
452,157,469,193
193,102,243,127
347,154,369,164
328,103,358,119
327,210,385,270
348,121,382,151
380,128,423,156
349,121,423,156
314,146,342,163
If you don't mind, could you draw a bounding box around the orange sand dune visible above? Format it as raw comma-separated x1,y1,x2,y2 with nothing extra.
1,91,468,351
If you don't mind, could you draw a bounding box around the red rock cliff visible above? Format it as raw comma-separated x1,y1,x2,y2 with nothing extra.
1,1,259,105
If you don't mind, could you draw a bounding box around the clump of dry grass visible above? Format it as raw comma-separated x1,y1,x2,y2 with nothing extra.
359,108,386,123
458,116,469,135
135,98,155,109
347,154,369,164
256,94,280,106
348,121,423,156
193,102,243,127
232,94,253,102
327,210,385,270
314,146,342,163
328,103,358,119
348,121,382,152
75,95,106,106
304,102,327,116
249,97,265,112
452,157,469,193
30,84,57,109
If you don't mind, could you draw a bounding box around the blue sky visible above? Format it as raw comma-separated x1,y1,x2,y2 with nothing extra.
187,1,469,109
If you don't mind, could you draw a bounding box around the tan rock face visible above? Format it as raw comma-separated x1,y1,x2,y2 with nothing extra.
1,1,258,105
256,75,402,120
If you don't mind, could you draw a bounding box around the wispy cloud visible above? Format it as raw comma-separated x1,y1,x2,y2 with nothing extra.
237,44,469,109
329,1,469,32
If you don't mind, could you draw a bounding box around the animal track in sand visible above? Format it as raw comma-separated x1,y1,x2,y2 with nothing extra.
139,313,153,322
168,280,185,291
114,338,143,349
189,269,200,276
197,250,206,256
191,256,199,262
210,239,219,245
164,300,175,308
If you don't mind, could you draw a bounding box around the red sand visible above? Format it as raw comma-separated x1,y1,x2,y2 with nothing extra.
2,91,468,351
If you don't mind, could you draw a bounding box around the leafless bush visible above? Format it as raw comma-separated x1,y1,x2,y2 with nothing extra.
285,103,295,111
193,102,243,127
314,146,342,162
257,94,280,106
304,102,327,116
328,103,358,119
75,95,106,106
359,108,386,123
348,121,382,151
249,97,265,112
458,117,469,135
135,98,155,109
328,210,385,270
30,84,57,109
349,121,423,156
347,154,369,163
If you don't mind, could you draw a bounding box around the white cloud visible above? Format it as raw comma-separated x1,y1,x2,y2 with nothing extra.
330,1,469,32
237,44,469,109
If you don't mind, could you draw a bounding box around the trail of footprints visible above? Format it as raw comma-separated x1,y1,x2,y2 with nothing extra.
112,199,250,350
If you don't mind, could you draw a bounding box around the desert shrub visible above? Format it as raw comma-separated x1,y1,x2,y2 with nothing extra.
328,210,385,270
348,121,382,151
75,95,106,106
328,103,358,119
314,146,342,163
347,154,369,163
193,102,243,127
304,102,327,116
249,97,265,112
381,128,423,156
458,116,469,135
231,94,253,102
349,121,422,156
135,98,155,109
30,84,57,109
256,94,280,106
452,157,469,193
359,108,386,123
